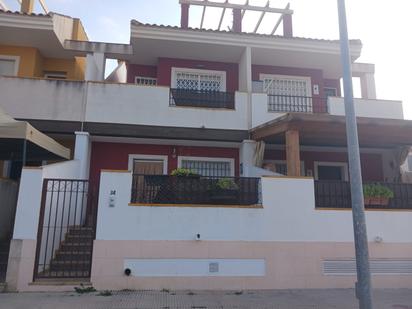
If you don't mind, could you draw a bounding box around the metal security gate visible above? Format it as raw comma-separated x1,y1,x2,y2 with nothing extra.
33,179,97,280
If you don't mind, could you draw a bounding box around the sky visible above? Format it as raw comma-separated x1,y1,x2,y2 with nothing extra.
4,0,412,118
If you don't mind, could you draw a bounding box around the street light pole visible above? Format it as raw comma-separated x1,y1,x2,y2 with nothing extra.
336,0,373,308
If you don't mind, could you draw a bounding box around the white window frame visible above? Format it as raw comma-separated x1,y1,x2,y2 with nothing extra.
178,156,235,177
0,55,20,76
314,161,349,181
134,76,158,86
324,87,338,97
259,73,312,97
128,154,168,175
171,67,227,91
263,159,305,176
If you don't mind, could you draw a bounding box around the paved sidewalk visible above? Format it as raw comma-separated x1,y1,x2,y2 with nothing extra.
1,289,412,309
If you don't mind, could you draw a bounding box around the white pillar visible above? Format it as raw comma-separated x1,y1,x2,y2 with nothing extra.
85,52,105,81
239,46,252,92
239,139,257,176
74,131,91,179
360,73,377,99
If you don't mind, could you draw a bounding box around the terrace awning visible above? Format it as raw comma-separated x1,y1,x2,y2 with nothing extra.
0,108,70,161
251,113,412,148
250,113,412,177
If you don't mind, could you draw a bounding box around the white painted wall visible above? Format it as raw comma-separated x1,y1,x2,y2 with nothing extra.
97,172,412,243
13,160,81,240
328,97,404,119
124,259,265,277
0,76,85,122
85,83,249,130
251,93,286,128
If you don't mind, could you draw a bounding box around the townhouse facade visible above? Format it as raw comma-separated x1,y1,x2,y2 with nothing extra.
1,0,412,292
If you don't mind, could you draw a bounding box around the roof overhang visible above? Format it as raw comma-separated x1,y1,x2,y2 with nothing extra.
63,40,133,59
0,11,82,59
130,22,362,77
0,108,70,160
251,113,412,148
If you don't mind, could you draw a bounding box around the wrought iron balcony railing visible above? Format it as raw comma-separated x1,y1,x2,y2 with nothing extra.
131,174,261,206
314,180,412,210
267,94,328,113
170,88,235,109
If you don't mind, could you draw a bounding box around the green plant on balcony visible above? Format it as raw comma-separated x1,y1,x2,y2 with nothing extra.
363,184,394,206
171,168,199,177
208,178,240,204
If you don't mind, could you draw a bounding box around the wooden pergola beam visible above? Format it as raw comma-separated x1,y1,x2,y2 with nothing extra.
179,0,294,15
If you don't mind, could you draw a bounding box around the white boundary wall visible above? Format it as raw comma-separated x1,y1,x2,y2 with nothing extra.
97,172,412,243
13,160,82,240
328,97,404,119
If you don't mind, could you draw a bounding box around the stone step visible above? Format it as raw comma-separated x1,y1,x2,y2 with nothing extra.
55,251,91,261
60,243,93,252
68,227,94,236
50,260,90,272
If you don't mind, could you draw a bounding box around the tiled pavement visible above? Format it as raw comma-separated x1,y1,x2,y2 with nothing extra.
1,289,412,309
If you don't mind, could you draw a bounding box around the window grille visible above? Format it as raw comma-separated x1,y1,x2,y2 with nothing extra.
324,87,338,97
181,159,232,177
175,71,223,92
135,76,157,86
262,76,312,112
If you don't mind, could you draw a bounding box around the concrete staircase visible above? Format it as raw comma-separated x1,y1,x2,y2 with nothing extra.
45,227,94,278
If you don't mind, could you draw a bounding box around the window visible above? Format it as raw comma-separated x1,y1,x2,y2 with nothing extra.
314,162,349,181
324,87,338,97
0,56,19,76
44,71,67,79
128,155,168,175
178,156,234,177
172,68,226,92
135,76,157,86
260,74,312,112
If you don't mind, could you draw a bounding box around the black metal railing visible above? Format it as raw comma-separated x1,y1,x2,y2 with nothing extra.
33,179,98,280
267,94,328,113
314,180,412,210
170,88,235,109
131,175,261,206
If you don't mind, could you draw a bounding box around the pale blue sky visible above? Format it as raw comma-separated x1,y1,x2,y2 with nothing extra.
4,0,411,117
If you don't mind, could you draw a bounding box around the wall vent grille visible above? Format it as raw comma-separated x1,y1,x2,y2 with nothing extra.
323,259,412,275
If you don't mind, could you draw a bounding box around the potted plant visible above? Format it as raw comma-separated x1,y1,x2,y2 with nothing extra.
209,178,240,204
171,168,199,177
170,168,201,203
363,184,394,206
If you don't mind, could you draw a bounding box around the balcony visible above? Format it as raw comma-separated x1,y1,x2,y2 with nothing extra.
170,88,235,109
131,174,261,206
267,94,328,113
314,180,412,210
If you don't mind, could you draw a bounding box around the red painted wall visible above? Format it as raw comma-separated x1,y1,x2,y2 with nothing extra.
264,149,384,181
157,57,239,92
252,65,327,113
324,78,342,96
126,64,157,83
89,142,240,186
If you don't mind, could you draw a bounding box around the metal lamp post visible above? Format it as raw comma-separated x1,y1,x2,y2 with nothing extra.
337,0,373,308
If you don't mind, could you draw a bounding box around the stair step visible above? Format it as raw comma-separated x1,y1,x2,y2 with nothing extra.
50,260,90,271
68,228,94,236
55,252,91,261
60,243,92,251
